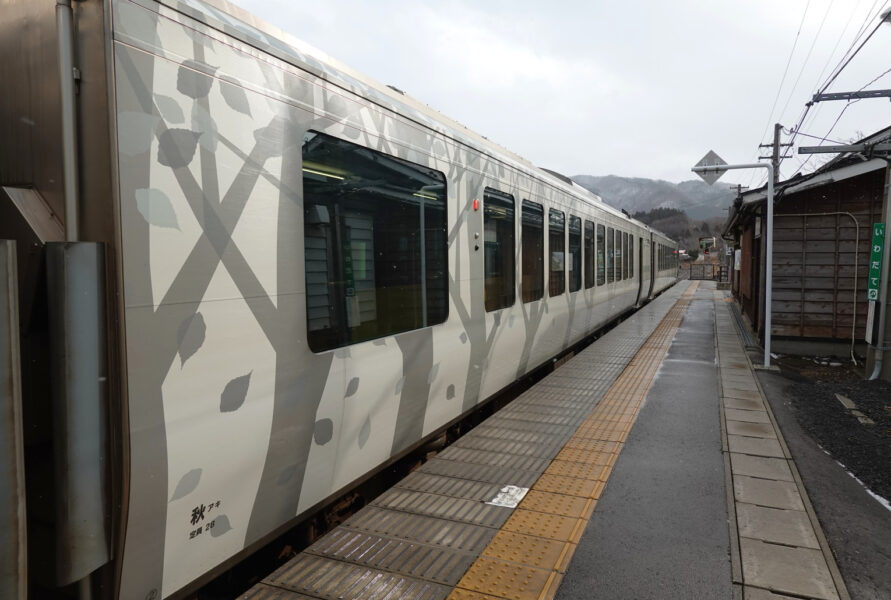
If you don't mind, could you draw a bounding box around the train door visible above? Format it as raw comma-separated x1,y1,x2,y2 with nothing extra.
648,234,656,299
635,236,646,305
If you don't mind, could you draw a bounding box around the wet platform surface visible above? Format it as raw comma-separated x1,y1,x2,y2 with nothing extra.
242,282,847,600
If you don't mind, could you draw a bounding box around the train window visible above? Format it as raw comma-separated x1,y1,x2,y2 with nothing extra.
606,227,614,284
626,233,631,279
584,220,594,289
568,215,581,292
616,230,623,281
549,209,565,296
596,224,605,285
484,188,516,312
521,200,544,303
629,235,634,278
623,232,629,279
621,232,627,280
302,130,447,352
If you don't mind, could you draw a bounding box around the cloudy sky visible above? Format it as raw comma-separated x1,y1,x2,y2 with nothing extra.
228,0,891,188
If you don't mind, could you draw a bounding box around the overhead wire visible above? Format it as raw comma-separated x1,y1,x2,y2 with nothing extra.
743,0,889,190
754,0,812,151
779,0,890,176
776,0,836,126
744,0,813,190
796,63,891,171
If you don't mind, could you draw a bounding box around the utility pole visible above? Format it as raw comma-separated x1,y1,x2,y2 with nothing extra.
758,123,791,184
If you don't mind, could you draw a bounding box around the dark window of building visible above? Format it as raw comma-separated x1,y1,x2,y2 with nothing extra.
569,215,582,292
484,188,516,311
606,227,614,284
549,209,565,296
597,224,605,286
521,200,544,302
584,220,595,289
303,130,447,352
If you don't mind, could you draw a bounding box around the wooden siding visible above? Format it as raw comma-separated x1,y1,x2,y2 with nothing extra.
768,169,885,339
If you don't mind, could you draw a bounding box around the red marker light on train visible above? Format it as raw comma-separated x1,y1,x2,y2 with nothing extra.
473,199,479,211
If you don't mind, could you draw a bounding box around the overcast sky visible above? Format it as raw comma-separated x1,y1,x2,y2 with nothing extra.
229,0,891,188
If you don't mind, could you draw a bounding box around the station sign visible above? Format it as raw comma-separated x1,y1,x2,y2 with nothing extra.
867,223,885,301
866,222,885,344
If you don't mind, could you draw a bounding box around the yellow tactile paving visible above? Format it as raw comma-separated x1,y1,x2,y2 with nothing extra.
458,557,554,600
532,473,602,497
553,448,616,466
501,510,580,542
545,459,610,481
482,530,574,573
448,590,503,600
518,491,595,519
450,282,699,600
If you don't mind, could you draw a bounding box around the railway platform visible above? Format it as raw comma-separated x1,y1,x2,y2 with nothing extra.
241,281,853,600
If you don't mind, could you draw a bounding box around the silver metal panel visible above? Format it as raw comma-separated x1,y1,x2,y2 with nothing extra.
370,488,513,528
266,553,450,600
417,460,542,488
0,241,26,600
431,446,551,473
344,507,495,554
307,529,476,585
452,436,567,459
46,242,110,585
395,472,503,502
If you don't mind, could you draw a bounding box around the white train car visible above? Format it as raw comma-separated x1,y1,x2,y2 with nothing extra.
0,1,678,598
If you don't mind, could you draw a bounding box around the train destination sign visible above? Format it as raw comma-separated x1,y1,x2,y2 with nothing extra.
693,150,729,185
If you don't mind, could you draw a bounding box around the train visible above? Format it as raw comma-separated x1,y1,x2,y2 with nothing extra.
0,0,678,598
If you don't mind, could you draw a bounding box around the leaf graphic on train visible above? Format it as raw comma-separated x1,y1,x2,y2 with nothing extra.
191,104,219,152
117,112,159,156
177,312,206,367
253,116,299,158
220,371,252,412
157,129,201,168
220,80,252,117
446,384,456,400
154,94,185,125
427,363,440,385
135,188,180,230
314,418,334,445
177,59,217,99
210,515,232,537
344,377,359,398
169,468,201,502
358,415,371,449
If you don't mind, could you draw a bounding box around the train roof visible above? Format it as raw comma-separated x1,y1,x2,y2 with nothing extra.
158,0,659,234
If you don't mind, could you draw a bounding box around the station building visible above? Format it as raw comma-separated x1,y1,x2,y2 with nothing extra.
722,127,891,379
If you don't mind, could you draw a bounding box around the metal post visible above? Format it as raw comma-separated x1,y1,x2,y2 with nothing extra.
692,162,774,367
765,169,774,367
869,162,891,379
56,0,79,242
1,241,26,600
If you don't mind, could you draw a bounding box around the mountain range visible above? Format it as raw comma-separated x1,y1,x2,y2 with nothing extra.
571,175,736,220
